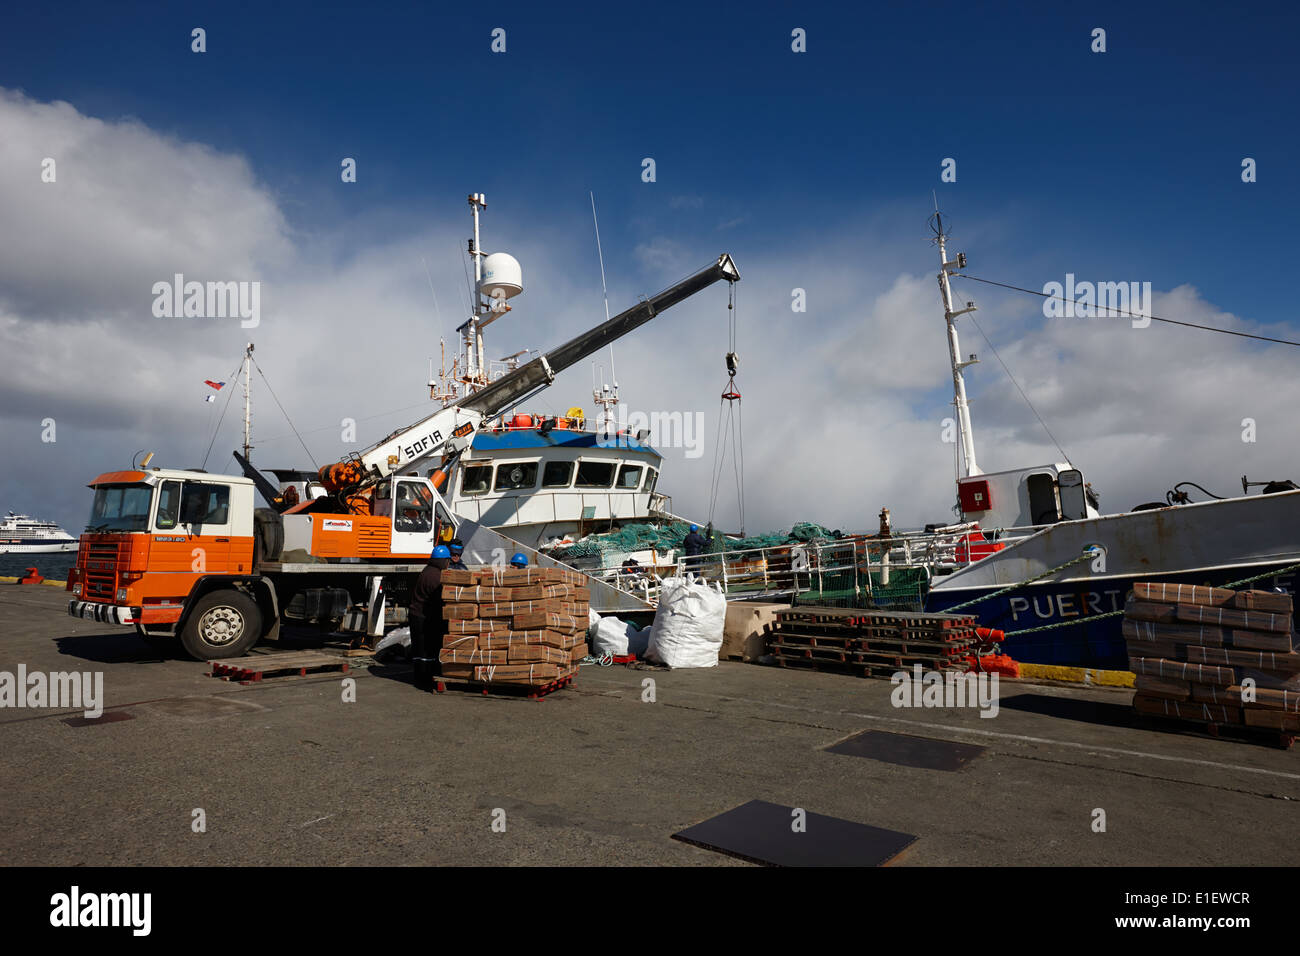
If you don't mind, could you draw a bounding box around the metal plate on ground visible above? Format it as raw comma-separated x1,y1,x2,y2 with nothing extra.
671,799,916,867
825,730,986,771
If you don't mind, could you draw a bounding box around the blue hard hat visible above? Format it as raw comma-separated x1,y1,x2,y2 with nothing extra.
432,545,451,559
510,552,529,567
689,524,699,532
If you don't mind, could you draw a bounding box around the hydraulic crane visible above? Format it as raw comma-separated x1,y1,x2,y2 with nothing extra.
311,252,741,514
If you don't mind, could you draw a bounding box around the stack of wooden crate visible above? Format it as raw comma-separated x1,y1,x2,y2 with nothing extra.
768,607,977,678
438,566,589,691
1125,582,1299,740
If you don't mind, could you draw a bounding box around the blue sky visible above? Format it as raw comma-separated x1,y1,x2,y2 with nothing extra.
3,0,1299,533
6,0,1296,312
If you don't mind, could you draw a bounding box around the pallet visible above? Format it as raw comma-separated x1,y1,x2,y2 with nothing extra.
771,655,968,680
432,673,576,700
772,629,975,656
210,651,350,684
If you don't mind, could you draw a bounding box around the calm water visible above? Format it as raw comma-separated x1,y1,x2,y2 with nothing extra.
0,552,77,581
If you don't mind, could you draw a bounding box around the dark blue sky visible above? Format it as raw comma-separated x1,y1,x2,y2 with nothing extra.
4,0,1296,322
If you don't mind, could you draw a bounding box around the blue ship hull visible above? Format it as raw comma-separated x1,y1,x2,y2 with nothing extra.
924,562,1298,670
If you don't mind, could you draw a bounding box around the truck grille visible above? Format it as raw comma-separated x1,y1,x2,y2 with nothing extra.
80,539,130,601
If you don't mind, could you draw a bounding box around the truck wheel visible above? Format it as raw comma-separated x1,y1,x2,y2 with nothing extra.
181,590,263,660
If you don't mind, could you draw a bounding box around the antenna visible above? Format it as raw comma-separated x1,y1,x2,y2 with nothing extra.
241,342,254,462
590,192,619,400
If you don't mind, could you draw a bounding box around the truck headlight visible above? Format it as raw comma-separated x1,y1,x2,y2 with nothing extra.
116,588,128,602
72,583,82,595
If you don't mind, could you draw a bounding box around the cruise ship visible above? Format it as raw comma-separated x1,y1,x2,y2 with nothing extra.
0,512,78,553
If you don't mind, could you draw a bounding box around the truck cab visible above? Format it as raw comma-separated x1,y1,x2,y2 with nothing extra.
69,468,256,631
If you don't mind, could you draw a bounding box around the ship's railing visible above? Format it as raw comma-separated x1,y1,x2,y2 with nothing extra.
585,525,1041,609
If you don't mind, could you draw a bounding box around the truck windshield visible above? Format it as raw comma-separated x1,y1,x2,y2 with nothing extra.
87,484,153,532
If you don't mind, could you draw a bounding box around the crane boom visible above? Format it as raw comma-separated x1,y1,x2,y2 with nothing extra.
320,253,739,497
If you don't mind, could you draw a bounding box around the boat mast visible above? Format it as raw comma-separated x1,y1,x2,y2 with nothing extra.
932,209,981,477
241,342,254,462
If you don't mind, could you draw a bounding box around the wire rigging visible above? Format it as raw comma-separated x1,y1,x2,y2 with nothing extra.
966,313,1072,466
952,273,1300,348
199,355,245,470
251,357,319,469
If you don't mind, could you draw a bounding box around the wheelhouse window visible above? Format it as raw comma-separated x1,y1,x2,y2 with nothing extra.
495,461,539,492
542,461,573,488
575,460,616,488
461,464,492,496
643,468,659,494
87,483,153,532
616,464,643,490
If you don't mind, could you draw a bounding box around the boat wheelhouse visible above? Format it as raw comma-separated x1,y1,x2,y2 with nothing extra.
447,416,669,549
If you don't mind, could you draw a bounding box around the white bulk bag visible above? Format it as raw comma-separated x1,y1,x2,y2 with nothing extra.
644,577,726,668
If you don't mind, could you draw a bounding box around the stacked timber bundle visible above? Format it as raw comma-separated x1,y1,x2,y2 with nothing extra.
768,607,977,678
438,566,590,693
1124,582,1299,742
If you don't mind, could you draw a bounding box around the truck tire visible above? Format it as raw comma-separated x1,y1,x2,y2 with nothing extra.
180,589,263,660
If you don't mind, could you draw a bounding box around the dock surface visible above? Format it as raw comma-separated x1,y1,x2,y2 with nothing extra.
1,585,1296,866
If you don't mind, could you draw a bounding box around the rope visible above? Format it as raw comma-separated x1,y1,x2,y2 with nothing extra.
943,550,1095,612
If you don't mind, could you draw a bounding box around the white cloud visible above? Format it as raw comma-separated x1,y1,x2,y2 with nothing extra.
2,89,1297,540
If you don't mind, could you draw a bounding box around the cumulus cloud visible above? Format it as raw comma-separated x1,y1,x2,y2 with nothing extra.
2,88,1296,539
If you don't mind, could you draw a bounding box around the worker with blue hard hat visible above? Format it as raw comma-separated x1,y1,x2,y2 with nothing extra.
448,537,468,571
510,552,529,568
682,522,708,579
409,543,453,690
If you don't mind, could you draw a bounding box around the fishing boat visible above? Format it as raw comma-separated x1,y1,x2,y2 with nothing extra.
425,194,704,555
0,512,78,553
915,210,1300,668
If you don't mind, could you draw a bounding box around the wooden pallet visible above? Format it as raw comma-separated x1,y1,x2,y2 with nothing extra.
771,655,967,680
210,651,350,684
773,629,975,656
433,673,576,700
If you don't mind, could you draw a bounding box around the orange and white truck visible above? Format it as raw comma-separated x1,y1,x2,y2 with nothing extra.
67,253,739,659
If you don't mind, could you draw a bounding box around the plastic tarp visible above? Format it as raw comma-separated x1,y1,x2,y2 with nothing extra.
644,576,726,668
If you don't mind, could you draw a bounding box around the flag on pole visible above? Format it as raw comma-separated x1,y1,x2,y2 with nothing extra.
204,380,226,390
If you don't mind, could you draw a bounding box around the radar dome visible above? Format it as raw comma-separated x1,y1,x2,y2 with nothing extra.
480,253,523,301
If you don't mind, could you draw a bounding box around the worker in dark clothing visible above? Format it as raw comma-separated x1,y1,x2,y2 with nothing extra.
682,523,707,579
447,538,469,571
409,544,451,691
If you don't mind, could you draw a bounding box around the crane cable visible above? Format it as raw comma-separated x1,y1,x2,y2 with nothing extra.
708,281,745,535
